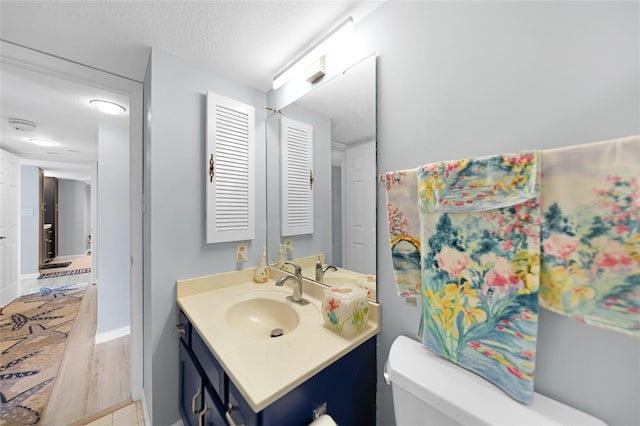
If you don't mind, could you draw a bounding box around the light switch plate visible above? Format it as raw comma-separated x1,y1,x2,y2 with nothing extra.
236,243,248,262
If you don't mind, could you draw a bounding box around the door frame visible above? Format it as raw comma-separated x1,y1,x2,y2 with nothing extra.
1,41,144,400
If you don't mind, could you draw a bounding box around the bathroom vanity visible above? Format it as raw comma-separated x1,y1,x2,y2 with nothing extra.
176,268,380,425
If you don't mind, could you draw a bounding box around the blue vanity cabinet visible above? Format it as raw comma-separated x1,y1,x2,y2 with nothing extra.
202,383,228,425
178,309,376,426
179,341,205,426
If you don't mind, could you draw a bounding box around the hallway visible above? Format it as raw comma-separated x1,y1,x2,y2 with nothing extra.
16,259,131,425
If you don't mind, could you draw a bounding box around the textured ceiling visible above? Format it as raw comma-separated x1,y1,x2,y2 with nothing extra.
0,1,383,91
0,1,382,177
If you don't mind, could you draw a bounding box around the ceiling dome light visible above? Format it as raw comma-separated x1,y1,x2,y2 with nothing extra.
89,99,127,114
27,138,58,147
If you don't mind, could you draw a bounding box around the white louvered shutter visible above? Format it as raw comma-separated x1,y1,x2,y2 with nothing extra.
206,92,255,243
280,116,313,236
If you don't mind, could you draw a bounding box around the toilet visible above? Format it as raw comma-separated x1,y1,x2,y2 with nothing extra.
385,336,606,426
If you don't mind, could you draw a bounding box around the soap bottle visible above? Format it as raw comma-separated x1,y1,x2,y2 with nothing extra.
254,246,269,283
276,244,285,269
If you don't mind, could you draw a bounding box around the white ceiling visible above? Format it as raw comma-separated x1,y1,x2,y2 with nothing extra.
0,1,382,179
0,1,382,90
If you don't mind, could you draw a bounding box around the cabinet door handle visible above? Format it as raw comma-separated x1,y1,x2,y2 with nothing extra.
192,386,202,414
176,324,186,336
198,405,208,426
225,404,245,426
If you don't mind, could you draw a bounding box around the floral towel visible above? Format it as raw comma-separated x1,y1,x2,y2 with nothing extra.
384,169,422,298
540,136,640,337
420,151,538,212
417,152,541,404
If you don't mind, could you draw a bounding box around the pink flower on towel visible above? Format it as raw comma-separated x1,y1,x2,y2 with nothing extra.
436,247,470,277
615,225,628,235
502,240,514,251
480,254,523,296
543,233,579,260
507,365,525,379
592,238,634,271
521,351,535,360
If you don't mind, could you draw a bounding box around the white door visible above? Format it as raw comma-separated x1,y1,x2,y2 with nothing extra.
344,141,376,275
0,149,20,306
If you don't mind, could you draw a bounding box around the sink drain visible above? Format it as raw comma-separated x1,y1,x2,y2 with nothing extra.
270,328,283,338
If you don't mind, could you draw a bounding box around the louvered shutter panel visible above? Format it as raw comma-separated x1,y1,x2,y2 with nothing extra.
280,116,313,236
206,92,255,243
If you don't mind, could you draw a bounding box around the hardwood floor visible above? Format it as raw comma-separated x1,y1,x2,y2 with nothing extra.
19,262,131,425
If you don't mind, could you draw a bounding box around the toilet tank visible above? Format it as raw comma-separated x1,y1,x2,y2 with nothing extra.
385,336,606,426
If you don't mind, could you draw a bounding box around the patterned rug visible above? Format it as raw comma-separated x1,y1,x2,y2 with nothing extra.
38,269,91,280
0,282,88,426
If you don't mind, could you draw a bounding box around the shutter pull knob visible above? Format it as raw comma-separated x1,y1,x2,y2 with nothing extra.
209,154,215,183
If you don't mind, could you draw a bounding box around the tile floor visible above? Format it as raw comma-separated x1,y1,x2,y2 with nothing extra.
85,401,145,426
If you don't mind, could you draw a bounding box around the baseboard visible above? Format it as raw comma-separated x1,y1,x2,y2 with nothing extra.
21,272,39,280
95,326,130,344
141,392,152,426
54,253,87,260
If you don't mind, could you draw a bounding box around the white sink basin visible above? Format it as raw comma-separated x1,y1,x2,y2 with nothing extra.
225,298,300,339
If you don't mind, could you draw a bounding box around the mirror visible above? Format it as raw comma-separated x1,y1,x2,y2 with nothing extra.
266,54,377,301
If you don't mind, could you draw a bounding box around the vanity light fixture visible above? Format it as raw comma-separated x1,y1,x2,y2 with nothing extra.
272,16,353,90
27,138,58,147
89,99,127,114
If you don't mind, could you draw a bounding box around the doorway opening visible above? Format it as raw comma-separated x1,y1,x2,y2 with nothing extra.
0,40,143,423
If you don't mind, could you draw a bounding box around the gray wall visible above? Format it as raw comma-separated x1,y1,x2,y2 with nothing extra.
96,121,131,335
351,2,639,425
58,178,89,256
265,103,332,265
20,165,39,274
144,49,267,425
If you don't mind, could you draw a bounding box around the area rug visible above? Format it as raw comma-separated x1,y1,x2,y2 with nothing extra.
38,269,91,280
0,282,87,425
40,262,72,270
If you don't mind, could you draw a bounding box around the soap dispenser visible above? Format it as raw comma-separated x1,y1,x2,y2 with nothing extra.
276,244,285,269
254,246,269,283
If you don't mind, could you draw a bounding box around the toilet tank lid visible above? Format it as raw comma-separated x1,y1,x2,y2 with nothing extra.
386,336,606,426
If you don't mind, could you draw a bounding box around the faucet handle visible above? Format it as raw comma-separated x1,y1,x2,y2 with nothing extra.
284,262,302,277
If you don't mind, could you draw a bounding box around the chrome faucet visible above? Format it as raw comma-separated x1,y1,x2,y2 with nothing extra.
315,256,338,281
275,262,309,305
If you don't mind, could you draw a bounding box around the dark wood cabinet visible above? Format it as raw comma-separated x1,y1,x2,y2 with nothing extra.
40,176,58,266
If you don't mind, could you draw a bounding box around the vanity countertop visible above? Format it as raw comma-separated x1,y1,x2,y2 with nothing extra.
176,267,380,412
